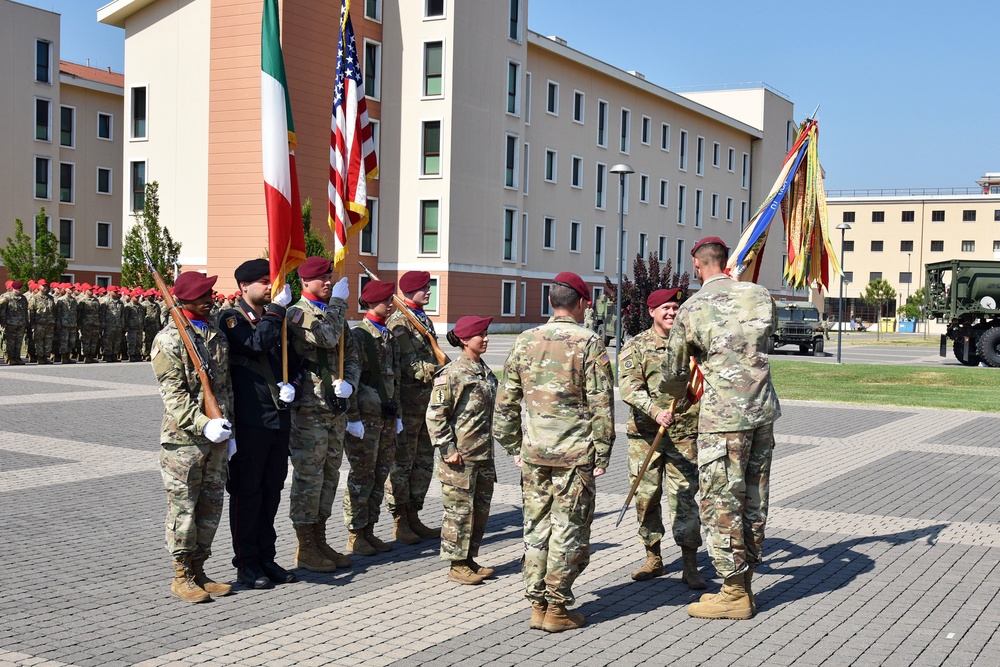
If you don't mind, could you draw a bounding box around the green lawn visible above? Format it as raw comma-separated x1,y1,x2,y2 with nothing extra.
770,360,999,412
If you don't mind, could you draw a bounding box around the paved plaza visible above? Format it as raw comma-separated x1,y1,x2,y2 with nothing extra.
1,356,999,667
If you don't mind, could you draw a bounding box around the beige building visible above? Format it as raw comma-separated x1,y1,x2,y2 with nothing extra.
100,0,796,327
0,0,124,286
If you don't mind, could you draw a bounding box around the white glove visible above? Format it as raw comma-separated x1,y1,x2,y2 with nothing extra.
395,418,404,434
227,438,237,461
331,277,350,301
274,284,293,308
203,418,232,444
346,421,365,439
333,379,354,398
277,382,296,403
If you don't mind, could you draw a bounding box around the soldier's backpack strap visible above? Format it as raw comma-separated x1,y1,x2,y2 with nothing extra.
354,327,391,406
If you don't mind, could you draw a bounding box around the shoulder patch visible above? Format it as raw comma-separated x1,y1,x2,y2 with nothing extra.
433,375,448,386
291,310,303,324
225,316,237,329
599,351,610,365
619,346,633,359
623,357,634,370
393,328,406,338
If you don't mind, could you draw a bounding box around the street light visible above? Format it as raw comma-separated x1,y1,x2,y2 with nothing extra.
609,163,634,383
836,222,852,363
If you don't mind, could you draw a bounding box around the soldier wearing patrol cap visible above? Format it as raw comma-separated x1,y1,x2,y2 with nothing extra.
494,271,615,633
660,236,780,620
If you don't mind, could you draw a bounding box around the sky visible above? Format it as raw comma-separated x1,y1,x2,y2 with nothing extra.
23,0,999,191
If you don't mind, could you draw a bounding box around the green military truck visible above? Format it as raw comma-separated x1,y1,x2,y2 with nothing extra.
925,259,1000,367
591,292,617,347
768,300,825,356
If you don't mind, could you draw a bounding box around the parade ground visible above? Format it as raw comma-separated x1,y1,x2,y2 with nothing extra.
2,350,999,667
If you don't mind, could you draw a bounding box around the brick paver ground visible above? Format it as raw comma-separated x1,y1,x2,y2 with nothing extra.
1,358,998,666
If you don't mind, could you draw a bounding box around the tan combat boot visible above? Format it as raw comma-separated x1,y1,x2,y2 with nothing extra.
171,560,211,603
529,601,548,630
631,542,665,581
190,557,233,596
467,557,495,578
680,547,707,590
314,521,352,568
293,524,338,572
364,525,393,553
393,513,421,545
541,603,586,633
687,574,753,620
407,507,441,539
745,565,757,616
346,530,377,556
447,560,485,585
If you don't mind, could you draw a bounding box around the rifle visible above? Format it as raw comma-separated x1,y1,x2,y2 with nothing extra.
145,252,224,420
358,261,448,366
615,401,674,528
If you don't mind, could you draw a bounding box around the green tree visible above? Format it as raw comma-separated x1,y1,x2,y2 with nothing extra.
900,286,926,321
120,181,182,288
861,277,897,341
0,207,68,283
604,252,690,337
0,219,36,284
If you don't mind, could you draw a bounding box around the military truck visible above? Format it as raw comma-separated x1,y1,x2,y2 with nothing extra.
925,260,1000,367
592,293,617,347
768,300,825,356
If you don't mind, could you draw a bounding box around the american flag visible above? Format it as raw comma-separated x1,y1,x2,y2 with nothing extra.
328,3,378,271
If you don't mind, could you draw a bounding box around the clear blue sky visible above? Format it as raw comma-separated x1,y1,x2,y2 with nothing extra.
27,0,998,191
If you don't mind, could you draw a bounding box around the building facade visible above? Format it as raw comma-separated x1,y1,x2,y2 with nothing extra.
100,0,796,328
0,0,124,286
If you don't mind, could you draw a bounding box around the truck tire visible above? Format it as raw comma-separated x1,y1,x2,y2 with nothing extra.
953,338,981,366
813,338,825,356
976,327,1000,367
766,337,774,354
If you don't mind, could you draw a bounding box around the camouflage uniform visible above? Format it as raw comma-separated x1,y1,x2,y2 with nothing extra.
286,295,360,526
143,297,163,360
343,318,399,532
1,289,28,363
660,273,780,579
151,318,234,562
124,298,145,360
78,293,102,360
619,328,701,549
27,290,56,362
53,292,73,357
100,294,125,361
493,315,615,606
427,355,497,562
385,306,441,516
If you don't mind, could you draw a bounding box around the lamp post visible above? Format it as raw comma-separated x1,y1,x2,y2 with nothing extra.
609,163,634,384
836,222,852,363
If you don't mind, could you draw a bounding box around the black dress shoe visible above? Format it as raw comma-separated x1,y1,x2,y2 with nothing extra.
237,565,274,589
260,560,297,584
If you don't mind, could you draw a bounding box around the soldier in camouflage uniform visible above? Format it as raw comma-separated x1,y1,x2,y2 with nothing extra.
78,284,102,363
143,290,163,360
53,284,74,363
385,270,444,543
1,280,28,365
342,280,402,557
286,256,361,572
494,272,615,633
68,284,81,360
27,280,56,363
427,316,497,586
150,271,235,603
101,286,125,362
660,237,780,620
619,288,706,589
124,289,145,361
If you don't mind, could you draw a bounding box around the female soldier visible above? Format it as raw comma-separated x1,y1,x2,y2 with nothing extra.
426,316,497,585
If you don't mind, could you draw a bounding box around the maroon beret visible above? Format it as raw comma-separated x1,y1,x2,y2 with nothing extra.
173,272,218,301
298,256,333,281
361,280,395,304
11,280,23,290
399,270,431,293
647,288,681,309
691,236,728,257
452,316,492,339
553,271,590,301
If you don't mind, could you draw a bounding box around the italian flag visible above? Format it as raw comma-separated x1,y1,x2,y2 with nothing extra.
261,0,306,295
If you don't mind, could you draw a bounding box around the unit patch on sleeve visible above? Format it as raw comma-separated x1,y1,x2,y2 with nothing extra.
225,316,237,329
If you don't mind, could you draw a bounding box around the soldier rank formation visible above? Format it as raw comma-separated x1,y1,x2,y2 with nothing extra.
5,236,780,631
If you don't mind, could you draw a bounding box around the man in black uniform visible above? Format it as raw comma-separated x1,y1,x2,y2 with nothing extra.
221,259,301,589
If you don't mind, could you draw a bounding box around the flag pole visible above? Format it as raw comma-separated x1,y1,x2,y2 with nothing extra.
338,261,345,384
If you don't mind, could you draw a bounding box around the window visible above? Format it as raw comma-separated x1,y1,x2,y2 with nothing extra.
422,121,440,175
520,213,528,265
131,86,147,139
502,281,516,316
130,161,146,211
843,271,853,283
676,239,686,274
504,134,519,188
902,210,915,223
932,210,945,222
503,208,517,262
425,0,444,17
35,98,51,141
900,272,912,285
97,167,112,195
895,240,913,253
541,284,552,317
357,276,372,311
871,240,883,252
544,149,557,182
741,201,748,228
872,211,885,223
963,210,977,222
870,272,882,281
660,123,670,151
60,106,75,147
524,72,531,124
930,240,944,252
843,211,855,223
727,147,736,172
425,277,440,314
726,197,734,222
843,240,855,252
361,198,378,254
96,221,112,249
696,136,705,175
369,120,380,175
741,152,750,188
678,130,688,170
595,163,606,209
520,282,527,317
546,81,559,115
597,100,608,147
420,200,439,254
570,221,581,253
995,210,1000,222
694,190,703,228
36,40,52,83
712,142,721,168
711,193,719,218
573,91,584,123
962,240,975,252
638,232,648,258
98,112,113,140
57,163,73,203
506,61,520,114
658,179,669,207
365,0,381,20
522,143,529,194
677,184,686,224
639,174,649,203
620,108,630,153
995,240,1000,254
424,42,443,97
658,235,667,261
641,116,651,145
364,41,381,99
58,219,73,258
543,217,555,250
618,229,628,275
508,0,521,40
571,156,583,188
594,225,605,271
35,157,50,199
617,174,629,215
